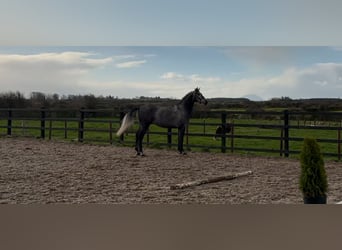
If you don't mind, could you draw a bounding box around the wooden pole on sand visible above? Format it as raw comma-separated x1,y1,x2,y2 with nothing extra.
170,170,253,190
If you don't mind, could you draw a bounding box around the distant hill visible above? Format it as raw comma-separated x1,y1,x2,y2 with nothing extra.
243,94,264,101
208,97,250,102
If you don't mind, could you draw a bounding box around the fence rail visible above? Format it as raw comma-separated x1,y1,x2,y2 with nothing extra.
1,108,342,159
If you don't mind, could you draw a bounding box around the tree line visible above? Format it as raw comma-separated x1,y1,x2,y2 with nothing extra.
0,91,147,110
1,91,342,114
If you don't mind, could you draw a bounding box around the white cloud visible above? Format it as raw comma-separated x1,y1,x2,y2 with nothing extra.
161,72,221,83
2,50,342,100
214,63,342,99
158,63,342,100
161,72,186,81
0,52,113,95
115,60,147,68
0,52,113,69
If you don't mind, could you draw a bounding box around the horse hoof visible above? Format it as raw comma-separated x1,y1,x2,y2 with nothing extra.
136,152,145,157
179,151,187,155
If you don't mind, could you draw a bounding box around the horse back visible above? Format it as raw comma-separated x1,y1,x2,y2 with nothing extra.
138,104,187,128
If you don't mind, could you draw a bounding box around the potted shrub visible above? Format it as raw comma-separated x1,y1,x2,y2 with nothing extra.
299,138,328,204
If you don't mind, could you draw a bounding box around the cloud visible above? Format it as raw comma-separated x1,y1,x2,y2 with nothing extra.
160,72,186,81
159,63,342,100
215,63,342,99
0,52,113,95
2,50,342,100
161,72,221,83
112,54,155,68
115,60,147,68
0,52,113,69
288,63,342,97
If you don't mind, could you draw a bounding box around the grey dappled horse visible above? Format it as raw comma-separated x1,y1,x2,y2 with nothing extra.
116,88,208,156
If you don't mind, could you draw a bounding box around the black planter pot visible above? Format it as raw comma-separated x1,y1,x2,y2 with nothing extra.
303,195,327,204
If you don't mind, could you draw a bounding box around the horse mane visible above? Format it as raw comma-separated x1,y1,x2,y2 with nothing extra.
179,88,199,104
180,91,193,100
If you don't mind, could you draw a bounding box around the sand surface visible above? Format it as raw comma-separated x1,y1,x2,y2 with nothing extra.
1,137,342,204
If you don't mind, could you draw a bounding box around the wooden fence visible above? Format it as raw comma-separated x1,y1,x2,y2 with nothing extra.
1,108,342,159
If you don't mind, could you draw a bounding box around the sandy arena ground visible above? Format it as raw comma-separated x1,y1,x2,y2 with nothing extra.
1,137,342,204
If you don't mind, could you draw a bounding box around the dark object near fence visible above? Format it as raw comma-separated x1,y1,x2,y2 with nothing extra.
116,88,208,156
299,138,328,204
170,170,253,190
214,123,232,140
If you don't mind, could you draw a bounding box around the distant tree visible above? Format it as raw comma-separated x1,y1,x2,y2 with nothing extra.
0,91,27,108
84,94,98,109
281,96,292,101
30,92,47,108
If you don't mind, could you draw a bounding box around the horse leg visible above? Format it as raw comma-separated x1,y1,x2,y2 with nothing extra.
135,124,149,156
178,126,186,155
135,126,143,155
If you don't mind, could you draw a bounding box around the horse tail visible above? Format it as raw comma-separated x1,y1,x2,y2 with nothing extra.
116,108,139,136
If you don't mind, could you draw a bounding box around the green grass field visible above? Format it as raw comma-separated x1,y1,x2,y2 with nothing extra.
1,116,341,160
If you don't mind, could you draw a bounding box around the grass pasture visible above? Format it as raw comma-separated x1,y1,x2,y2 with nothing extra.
1,110,342,160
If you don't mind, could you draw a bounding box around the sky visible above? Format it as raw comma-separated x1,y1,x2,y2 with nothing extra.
1,0,342,100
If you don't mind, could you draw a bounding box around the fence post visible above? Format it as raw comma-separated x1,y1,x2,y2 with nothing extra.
221,113,226,153
338,128,341,161
40,107,46,139
167,128,172,148
230,121,234,153
78,108,85,142
203,119,206,134
119,112,125,142
48,119,52,140
283,110,289,157
7,109,12,136
280,128,284,157
64,120,68,139
109,121,113,144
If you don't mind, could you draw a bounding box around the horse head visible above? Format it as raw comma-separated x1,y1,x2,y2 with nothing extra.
193,88,208,105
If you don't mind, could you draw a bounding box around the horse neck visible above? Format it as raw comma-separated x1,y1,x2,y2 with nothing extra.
179,93,195,114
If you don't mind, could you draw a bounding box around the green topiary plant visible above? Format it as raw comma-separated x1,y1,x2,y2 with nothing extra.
299,138,328,204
